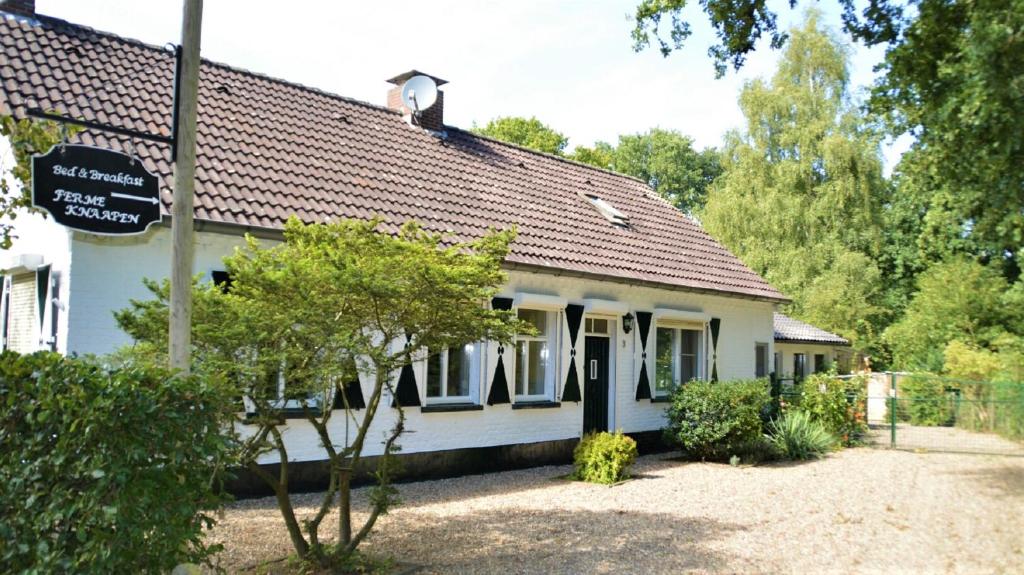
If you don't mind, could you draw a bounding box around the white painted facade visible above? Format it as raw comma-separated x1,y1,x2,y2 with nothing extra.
773,341,853,381
2,218,777,464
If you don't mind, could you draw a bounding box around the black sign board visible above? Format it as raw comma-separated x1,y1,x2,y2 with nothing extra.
31,144,162,235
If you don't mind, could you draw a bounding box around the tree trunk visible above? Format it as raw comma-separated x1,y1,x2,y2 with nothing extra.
338,468,352,546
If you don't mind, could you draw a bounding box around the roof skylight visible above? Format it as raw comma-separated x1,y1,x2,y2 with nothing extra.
584,193,630,228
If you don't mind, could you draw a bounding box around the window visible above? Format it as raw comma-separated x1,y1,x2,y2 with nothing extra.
793,353,807,381
515,309,555,400
755,343,769,377
584,317,609,335
583,194,631,228
654,326,703,396
814,353,827,373
426,344,478,404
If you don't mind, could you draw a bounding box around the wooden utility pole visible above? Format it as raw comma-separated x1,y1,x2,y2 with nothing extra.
169,0,204,373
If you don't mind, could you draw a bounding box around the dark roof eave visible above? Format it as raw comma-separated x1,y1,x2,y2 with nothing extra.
774,337,851,347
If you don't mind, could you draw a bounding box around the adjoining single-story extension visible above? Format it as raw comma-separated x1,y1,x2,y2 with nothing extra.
0,4,813,489
773,312,852,381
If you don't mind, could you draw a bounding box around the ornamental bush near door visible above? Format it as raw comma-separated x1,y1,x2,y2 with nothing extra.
664,379,771,460
572,430,639,484
0,351,234,573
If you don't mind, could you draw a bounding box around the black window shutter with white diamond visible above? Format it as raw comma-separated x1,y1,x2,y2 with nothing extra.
487,297,513,405
392,334,421,407
635,311,652,400
561,304,584,402
333,359,366,410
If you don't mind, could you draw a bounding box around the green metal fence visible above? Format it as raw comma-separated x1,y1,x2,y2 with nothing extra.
866,373,1024,456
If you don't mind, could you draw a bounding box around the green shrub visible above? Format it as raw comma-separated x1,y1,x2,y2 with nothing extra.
0,351,235,573
572,430,638,484
766,411,837,460
793,373,868,445
899,375,955,426
664,379,771,460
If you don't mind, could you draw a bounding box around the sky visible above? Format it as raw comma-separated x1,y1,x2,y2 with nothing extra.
35,0,910,168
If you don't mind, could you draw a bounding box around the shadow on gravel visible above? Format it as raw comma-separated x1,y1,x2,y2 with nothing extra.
951,464,1024,499
374,508,742,574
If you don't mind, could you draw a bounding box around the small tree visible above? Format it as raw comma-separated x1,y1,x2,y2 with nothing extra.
116,217,521,566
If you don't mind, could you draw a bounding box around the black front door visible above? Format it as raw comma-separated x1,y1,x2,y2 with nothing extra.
584,336,609,434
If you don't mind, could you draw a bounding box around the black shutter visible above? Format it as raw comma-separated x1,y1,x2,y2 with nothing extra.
710,317,721,382
333,360,366,410
36,265,50,339
560,304,584,402
392,334,421,407
635,311,652,400
487,297,513,405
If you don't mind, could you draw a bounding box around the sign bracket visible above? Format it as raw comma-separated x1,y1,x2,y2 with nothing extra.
23,43,182,158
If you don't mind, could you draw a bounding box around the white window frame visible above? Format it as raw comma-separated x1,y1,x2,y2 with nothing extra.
424,343,481,405
514,308,558,402
653,323,706,398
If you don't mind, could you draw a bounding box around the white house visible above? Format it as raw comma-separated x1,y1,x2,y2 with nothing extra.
0,5,792,490
773,312,852,382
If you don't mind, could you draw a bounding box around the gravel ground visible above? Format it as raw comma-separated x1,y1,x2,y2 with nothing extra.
210,448,1024,574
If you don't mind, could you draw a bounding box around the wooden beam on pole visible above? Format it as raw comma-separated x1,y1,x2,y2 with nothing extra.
169,0,203,374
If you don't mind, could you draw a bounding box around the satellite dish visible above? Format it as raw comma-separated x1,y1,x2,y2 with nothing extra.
401,75,438,113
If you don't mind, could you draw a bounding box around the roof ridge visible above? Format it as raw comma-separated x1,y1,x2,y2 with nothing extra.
455,127,651,186
26,12,400,118
24,11,660,191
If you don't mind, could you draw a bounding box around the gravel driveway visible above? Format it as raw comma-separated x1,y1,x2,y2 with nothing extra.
211,448,1024,574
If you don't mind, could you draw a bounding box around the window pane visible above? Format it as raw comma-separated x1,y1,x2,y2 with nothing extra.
681,354,697,383
447,344,473,397
591,318,608,334
681,329,700,355
814,354,826,373
527,340,548,395
755,344,768,377
585,318,593,333
794,354,806,380
518,309,547,334
426,352,442,397
655,327,674,393
516,341,527,395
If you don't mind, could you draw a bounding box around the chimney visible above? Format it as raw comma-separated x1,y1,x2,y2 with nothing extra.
0,0,35,17
386,70,447,133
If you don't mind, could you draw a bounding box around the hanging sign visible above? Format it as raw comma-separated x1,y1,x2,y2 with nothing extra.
31,144,162,235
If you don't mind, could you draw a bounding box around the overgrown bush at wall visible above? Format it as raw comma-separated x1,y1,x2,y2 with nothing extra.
0,351,235,574
664,379,770,460
572,431,638,484
788,372,868,446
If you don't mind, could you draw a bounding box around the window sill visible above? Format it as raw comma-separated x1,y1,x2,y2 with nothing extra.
650,396,672,403
512,400,561,410
421,403,484,413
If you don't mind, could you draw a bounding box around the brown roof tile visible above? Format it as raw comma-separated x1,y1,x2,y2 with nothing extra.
0,12,786,301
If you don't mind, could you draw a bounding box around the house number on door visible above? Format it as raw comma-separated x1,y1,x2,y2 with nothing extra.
590,359,598,380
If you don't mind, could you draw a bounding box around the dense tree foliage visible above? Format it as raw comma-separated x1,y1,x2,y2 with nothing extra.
884,259,1024,371
699,15,888,352
0,116,68,249
873,0,1024,279
472,116,569,156
117,217,521,568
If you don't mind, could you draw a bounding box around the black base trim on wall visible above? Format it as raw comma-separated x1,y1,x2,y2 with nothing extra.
511,401,561,410
226,430,672,498
421,403,484,413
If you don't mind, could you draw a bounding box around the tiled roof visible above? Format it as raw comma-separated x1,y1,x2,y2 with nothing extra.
773,313,849,345
0,12,787,302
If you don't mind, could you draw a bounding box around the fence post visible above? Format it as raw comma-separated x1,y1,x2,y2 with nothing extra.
889,372,897,449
